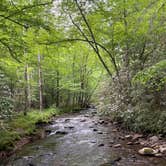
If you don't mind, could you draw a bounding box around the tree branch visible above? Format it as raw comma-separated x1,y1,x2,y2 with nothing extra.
74,0,119,77
2,1,54,21
0,14,27,28
0,40,22,63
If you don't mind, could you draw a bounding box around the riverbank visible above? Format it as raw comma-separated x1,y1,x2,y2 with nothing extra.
0,108,61,159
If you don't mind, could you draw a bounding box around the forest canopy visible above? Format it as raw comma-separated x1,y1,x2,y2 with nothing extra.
0,0,166,134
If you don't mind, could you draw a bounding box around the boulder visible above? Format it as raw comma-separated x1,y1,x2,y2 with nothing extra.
138,147,157,156
149,136,159,143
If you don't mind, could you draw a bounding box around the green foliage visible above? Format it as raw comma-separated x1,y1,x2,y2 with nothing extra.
112,109,166,134
0,108,59,151
133,60,166,91
0,97,14,119
0,131,20,151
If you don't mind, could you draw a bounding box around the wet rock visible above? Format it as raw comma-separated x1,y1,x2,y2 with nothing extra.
98,120,105,124
151,142,159,148
137,139,149,146
155,153,163,157
23,156,34,160
91,140,96,143
80,119,86,122
112,156,121,162
64,126,74,129
28,163,35,166
35,146,42,150
100,159,122,166
125,135,132,139
109,140,114,144
113,144,121,148
138,147,157,156
56,131,68,135
113,122,118,125
119,136,125,140
132,134,143,141
149,136,159,143
127,142,133,145
104,121,109,125
112,129,117,132
93,128,98,132
98,143,104,147
159,145,166,153
45,129,52,134
97,131,103,134
130,155,136,159
89,126,94,128
48,121,54,125
64,119,70,122
134,141,140,145
91,111,97,115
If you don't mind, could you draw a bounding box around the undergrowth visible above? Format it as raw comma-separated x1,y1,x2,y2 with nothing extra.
0,108,60,151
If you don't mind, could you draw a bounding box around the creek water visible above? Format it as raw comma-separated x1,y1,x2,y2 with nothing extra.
1,109,166,166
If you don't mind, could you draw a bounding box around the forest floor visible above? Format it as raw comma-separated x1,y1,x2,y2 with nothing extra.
1,109,166,166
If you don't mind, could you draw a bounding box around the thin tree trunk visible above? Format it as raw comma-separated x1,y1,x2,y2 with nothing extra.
38,54,43,111
24,64,28,114
56,70,60,107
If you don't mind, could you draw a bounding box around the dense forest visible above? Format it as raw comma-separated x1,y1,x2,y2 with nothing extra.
0,0,166,165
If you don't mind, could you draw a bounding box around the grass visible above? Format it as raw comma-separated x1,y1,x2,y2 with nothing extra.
0,108,60,151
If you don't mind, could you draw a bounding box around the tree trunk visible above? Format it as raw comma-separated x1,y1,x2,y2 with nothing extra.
38,54,43,111
56,70,60,107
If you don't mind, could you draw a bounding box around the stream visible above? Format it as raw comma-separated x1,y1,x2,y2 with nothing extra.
1,109,166,166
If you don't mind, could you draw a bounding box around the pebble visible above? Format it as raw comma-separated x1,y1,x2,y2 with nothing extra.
112,129,117,132
113,144,121,148
125,135,132,139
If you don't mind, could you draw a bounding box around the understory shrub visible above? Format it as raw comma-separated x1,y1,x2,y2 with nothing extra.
96,61,166,135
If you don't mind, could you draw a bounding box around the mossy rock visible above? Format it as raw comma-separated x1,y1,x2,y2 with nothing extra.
138,147,157,156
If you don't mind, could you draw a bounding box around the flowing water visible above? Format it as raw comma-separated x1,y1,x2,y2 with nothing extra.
1,109,166,166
